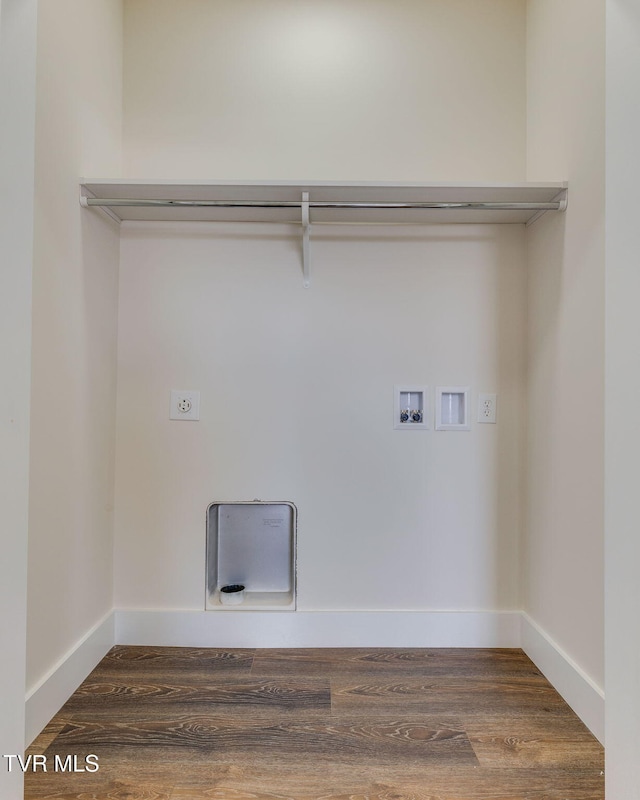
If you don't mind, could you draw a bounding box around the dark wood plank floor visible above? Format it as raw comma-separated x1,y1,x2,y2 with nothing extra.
24,646,604,800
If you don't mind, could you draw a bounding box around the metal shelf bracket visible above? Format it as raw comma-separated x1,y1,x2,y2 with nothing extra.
301,192,310,288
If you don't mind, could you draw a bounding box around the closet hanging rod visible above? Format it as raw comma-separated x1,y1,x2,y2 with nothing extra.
80,197,566,211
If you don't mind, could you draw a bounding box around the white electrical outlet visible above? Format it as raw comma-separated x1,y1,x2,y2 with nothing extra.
170,390,200,421
477,393,497,424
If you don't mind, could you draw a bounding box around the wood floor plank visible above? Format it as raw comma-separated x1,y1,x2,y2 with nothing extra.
41,715,478,767
89,646,255,681
61,678,331,719
330,675,571,716
24,774,173,800
166,764,604,800
24,757,605,798
468,732,605,769
462,714,600,738
251,648,543,679
101,646,256,665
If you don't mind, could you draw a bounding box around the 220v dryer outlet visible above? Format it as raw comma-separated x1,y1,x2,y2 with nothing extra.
170,390,200,421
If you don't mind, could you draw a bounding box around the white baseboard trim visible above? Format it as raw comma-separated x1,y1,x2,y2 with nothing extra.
521,612,604,744
24,611,115,747
115,609,521,649
24,609,603,748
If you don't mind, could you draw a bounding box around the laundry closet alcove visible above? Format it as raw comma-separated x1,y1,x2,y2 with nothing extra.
81,177,568,617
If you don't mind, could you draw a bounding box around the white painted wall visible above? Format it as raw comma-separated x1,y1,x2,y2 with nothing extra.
605,1,640,793
114,0,531,616
114,0,528,615
0,1,37,794
114,222,526,611
123,0,526,182
524,0,605,698
25,0,123,696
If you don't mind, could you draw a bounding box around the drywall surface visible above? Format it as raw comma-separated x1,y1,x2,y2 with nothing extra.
26,0,123,694
605,0,640,792
117,0,527,614
0,0,37,794
122,0,526,181
114,222,525,611
524,0,604,693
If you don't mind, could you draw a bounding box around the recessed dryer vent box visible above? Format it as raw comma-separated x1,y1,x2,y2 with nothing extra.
436,386,470,430
206,501,296,611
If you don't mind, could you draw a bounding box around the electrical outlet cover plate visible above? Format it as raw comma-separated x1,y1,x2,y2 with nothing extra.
170,390,200,421
477,393,497,424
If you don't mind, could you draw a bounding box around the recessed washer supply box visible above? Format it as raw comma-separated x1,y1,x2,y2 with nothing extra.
206,501,297,611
